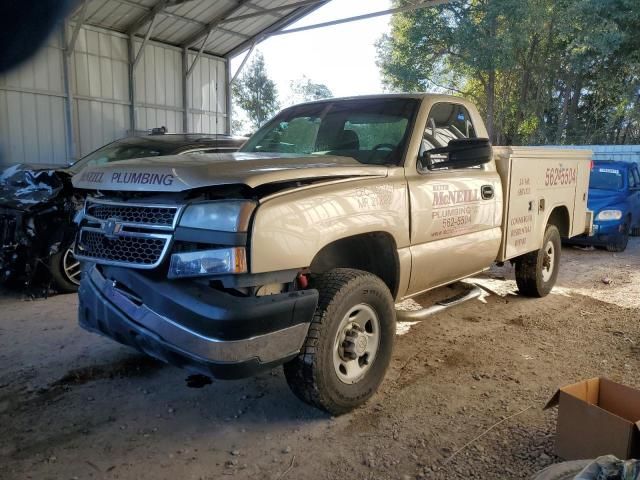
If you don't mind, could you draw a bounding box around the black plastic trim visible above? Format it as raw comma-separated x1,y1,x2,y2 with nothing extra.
98,265,317,341
78,277,297,379
209,269,299,288
173,226,247,245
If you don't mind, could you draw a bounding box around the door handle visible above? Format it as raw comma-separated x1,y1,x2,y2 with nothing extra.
481,185,494,200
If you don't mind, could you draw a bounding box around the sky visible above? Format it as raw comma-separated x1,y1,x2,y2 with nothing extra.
230,0,393,102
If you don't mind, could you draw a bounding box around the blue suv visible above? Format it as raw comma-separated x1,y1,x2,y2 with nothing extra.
569,160,640,252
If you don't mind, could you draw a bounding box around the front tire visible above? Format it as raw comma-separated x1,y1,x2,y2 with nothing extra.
48,245,81,293
606,219,630,252
515,225,561,297
283,268,396,415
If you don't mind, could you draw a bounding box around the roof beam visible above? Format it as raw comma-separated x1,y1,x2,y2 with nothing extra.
66,0,90,56
132,14,158,69
186,29,212,78
220,0,324,25
224,0,329,58
243,1,288,20
268,0,451,37
230,40,257,85
127,0,172,34
181,0,254,48
220,26,251,39
225,0,448,57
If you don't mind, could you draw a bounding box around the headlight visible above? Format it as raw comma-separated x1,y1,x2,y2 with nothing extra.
169,248,247,278
596,209,622,221
179,201,256,232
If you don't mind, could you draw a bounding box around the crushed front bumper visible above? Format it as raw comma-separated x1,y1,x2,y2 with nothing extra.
78,265,318,379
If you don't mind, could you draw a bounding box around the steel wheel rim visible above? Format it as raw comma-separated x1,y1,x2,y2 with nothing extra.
63,246,81,286
333,303,380,385
542,240,555,282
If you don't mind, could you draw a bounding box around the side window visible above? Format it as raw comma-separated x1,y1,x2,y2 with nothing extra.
630,166,640,188
420,102,477,170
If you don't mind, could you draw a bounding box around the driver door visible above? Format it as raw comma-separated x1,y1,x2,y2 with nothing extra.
406,101,502,295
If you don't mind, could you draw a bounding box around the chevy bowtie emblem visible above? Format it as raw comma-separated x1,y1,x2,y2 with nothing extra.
102,218,123,238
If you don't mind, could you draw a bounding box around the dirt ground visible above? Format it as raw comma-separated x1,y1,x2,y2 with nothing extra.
1,239,639,480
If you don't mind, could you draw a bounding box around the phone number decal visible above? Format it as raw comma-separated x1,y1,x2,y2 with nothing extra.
544,167,577,187
442,215,471,228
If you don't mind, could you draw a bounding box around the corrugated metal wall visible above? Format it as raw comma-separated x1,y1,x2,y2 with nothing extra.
188,53,227,135
0,24,228,166
72,27,130,158
134,39,183,135
0,34,69,165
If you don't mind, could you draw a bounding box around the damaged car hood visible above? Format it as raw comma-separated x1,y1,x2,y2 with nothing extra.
71,152,388,192
0,163,70,210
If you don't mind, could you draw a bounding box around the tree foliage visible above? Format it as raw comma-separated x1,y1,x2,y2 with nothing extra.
376,0,640,145
289,76,334,104
232,52,280,131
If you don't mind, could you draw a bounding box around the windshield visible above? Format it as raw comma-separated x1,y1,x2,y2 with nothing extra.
590,166,625,190
69,140,178,173
240,98,420,165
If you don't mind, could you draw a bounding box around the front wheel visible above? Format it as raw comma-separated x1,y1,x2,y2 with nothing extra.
606,219,630,252
515,225,561,297
48,245,81,293
283,268,396,415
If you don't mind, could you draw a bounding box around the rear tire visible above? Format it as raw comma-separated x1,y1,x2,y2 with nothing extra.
48,245,81,293
283,268,395,415
515,225,561,298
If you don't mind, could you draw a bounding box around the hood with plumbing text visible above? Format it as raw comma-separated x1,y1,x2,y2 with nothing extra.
71,152,388,192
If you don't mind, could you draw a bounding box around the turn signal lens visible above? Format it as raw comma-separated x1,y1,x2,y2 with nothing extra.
168,247,247,278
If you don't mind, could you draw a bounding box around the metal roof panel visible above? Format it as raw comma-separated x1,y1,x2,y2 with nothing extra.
66,0,329,57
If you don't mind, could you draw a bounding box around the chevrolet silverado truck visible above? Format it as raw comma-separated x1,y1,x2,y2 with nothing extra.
72,94,592,414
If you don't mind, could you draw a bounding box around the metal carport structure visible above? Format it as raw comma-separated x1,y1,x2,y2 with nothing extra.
0,0,330,165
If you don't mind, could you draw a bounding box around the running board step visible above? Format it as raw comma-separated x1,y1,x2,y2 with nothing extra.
396,284,483,321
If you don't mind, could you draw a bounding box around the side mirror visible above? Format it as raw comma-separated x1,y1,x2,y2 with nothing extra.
421,138,492,170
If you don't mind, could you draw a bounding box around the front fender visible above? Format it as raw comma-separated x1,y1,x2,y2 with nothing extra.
249,172,410,274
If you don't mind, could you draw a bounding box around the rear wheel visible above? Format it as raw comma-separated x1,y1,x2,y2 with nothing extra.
515,225,561,297
48,245,81,293
283,268,395,415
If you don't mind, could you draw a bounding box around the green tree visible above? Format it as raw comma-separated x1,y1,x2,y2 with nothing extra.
376,0,640,145
232,52,280,130
289,76,333,104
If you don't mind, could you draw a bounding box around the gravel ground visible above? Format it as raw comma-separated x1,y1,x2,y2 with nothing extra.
0,239,638,480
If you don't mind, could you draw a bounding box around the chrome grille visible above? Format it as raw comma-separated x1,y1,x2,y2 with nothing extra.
77,230,169,267
75,198,181,269
85,200,179,229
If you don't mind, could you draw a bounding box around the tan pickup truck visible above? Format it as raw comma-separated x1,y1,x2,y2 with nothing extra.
72,94,591,414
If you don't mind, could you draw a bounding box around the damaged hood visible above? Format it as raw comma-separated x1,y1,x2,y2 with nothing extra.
0,163,70,210
71,152,388,192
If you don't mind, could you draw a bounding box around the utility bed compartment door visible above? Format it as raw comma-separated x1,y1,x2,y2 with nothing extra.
495,147,591,262
497,156,541,260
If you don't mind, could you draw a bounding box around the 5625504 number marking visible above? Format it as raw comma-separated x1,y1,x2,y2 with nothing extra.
544,167,577,187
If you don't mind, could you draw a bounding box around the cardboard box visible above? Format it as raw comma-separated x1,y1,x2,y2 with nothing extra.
545,378,640,460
